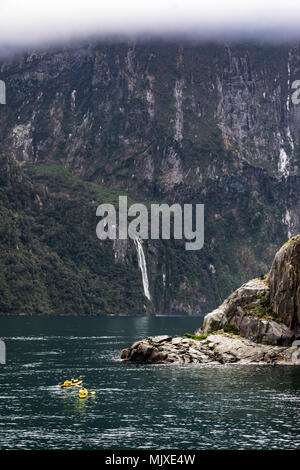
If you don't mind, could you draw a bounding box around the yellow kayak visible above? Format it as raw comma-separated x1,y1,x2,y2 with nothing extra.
79,388,88,399
60,379,83,389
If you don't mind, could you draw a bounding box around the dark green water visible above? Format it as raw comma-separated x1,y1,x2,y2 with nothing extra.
0,316,299,450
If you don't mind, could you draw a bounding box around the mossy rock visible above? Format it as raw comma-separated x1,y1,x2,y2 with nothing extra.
242,293,281,322
184,333,208,341
223,324,240,335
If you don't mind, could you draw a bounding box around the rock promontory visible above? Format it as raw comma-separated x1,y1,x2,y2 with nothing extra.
121,236,300,365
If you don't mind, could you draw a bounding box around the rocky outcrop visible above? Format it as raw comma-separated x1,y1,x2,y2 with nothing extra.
267,235,300,330
196,237,300,349
121,238,300,364
198,278,297,346
200,278,268,333
121,334,297,365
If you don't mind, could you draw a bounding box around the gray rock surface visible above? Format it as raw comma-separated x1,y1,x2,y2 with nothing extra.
200,278,268,333
267,235,300,330
121,334,297,365
198,278,297,346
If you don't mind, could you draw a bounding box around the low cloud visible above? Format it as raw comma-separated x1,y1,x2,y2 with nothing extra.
1,0,300,47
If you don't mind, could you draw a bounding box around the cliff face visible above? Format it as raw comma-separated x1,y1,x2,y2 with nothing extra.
2,42,300,183
267,235,300,329
1,40,300,315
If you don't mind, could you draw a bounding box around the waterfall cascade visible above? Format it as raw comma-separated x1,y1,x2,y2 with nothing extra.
134,238,151,301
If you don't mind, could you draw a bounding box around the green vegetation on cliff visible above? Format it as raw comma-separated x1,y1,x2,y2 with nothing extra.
0,160,149,314
242,294,280,322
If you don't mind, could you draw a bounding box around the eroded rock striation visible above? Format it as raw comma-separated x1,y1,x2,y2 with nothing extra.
267,235,300,330
121,237,300,364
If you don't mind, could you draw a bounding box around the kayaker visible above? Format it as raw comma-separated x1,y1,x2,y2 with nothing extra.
79,388,88,398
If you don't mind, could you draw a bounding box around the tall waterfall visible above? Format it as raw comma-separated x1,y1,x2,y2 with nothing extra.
134,238,151,301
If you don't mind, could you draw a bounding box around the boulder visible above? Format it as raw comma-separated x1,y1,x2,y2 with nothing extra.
200,278,269,335
198,277,297,346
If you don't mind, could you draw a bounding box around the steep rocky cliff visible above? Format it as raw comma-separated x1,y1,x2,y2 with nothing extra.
267,234,300,329
1,40,300,315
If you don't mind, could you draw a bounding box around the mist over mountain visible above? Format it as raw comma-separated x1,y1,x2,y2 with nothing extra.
2,0,300,48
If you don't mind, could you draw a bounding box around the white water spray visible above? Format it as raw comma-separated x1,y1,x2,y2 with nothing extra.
134,238,151,301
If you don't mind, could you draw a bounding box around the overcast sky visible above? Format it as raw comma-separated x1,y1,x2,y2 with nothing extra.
1,0,300,47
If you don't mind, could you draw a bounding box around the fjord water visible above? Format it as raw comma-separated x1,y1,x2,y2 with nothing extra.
0,316,299,450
